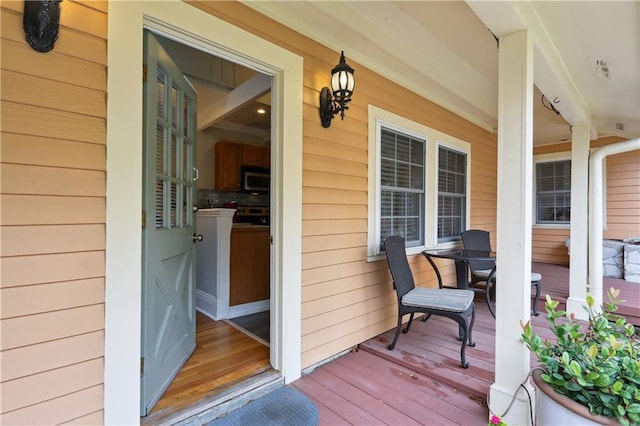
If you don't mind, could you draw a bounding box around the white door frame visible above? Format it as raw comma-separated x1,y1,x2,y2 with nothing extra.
106,3,303,424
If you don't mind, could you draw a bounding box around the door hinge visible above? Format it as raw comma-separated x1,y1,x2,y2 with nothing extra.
140,357,145,376
143,64,147,83
142,210,147,229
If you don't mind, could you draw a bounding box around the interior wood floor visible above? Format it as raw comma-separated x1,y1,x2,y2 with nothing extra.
141,312,271,425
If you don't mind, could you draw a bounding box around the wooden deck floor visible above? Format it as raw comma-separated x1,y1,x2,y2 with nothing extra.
293,262,639,425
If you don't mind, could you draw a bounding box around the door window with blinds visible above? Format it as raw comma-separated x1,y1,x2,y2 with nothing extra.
154,67,195,229
368,105,471,257
535,158,571,224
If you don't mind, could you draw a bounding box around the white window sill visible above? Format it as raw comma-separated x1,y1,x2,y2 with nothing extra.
533,223,570,230
366,240,462,263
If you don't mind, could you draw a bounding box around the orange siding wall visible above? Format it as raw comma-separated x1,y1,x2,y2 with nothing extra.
532,137,640,265
0,1,107,424
191,1,498,368
598,138,640,240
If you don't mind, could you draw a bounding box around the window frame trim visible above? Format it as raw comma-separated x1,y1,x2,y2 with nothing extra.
367,105,471,260
533,152,572,228
435,139,471,244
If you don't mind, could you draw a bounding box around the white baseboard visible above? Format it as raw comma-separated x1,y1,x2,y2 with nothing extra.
228,299,269,318
196,289,219,320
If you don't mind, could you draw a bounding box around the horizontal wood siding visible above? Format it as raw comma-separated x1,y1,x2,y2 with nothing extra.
603,148,640,240
191,1,498,368
592,136,640,241
0,2,107,424
533,137,640,264
532,227,570,265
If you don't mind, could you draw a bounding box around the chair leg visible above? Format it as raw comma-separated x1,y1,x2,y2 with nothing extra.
532,281,541,316
467,305,476,348
486,281,496,318
452,308,475,369
403,313,415,334
387,314,404,350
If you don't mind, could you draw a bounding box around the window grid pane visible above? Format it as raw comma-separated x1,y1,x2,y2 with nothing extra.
380,127,425,248
438,147,466,242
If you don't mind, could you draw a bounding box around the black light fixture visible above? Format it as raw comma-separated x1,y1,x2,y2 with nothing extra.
23,0,62,53
319,51,355,128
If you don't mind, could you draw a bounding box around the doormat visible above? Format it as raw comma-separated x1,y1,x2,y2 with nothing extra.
208,385,319,426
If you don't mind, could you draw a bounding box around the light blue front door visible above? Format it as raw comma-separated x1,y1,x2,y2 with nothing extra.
141,30,198,416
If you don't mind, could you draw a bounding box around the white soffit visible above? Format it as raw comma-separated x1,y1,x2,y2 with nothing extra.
468,1,591,131
243,0,499,132
529,1,640,139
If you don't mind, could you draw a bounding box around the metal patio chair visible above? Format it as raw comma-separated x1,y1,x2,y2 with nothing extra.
383,236,476,368
461,229,541,317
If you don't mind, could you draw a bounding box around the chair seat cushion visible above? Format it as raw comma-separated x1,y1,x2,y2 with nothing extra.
473,269,494,279
531,272,542,282
402,287,474,312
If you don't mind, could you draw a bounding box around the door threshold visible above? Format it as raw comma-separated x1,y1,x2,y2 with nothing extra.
161,370,283,425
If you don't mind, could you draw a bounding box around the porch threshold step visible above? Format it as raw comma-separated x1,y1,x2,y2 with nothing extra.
168,370,283,425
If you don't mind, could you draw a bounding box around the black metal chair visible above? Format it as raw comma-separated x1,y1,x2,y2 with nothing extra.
461,229,541,317
383,236,476,368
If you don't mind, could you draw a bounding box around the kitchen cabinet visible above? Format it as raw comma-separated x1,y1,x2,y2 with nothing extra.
229,225,270,306
215,141,271,191
242,145,267,167
215,141,242,191
263,149,271,168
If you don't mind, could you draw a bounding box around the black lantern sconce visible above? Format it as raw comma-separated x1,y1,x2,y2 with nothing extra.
23,0,62,53
319,51,355,128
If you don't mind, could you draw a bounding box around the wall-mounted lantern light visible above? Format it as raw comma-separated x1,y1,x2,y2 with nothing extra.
319,51,355,128
23,0,62,53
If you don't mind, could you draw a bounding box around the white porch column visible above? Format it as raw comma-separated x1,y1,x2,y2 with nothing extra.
566,125,590,318
490,30,535,425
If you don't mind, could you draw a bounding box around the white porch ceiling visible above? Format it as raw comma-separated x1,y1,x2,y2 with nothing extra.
243,1,640,145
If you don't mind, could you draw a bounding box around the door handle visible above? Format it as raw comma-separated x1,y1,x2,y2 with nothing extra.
193,233,204,242
192,206,199,212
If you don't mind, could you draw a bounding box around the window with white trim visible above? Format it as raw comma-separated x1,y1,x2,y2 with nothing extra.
438,145,467,242
379,128,426,249
367,105,471,257
535,158,571,224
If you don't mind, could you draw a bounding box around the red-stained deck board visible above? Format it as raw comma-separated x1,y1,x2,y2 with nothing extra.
332,351,487,425
291,261,637,426
292,374,385,425
307,366,423,425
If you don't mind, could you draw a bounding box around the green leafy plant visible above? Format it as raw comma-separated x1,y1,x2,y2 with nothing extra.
521,288,640,426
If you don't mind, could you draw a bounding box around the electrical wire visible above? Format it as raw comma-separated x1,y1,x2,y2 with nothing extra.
541,94,561,116
487,367,545,425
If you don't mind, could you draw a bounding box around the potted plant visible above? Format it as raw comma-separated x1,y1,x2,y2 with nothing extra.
521,287,640,426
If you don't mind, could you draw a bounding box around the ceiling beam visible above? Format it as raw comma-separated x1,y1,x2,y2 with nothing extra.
467,1,595,138
197,73,271,131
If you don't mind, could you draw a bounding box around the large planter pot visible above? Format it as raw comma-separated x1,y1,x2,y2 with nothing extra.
533,369,619,425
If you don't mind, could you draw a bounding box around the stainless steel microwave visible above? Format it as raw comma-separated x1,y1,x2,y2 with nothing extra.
241,166,270,193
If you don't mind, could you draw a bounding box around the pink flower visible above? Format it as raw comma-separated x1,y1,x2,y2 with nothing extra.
490,415,501,425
